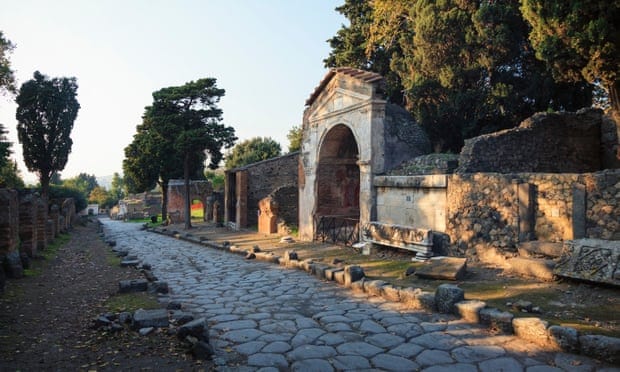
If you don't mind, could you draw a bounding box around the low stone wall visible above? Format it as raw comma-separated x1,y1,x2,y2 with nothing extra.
446,169,620,254
457,109,603,173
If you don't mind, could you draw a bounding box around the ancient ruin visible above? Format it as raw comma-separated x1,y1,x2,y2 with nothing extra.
167,180,212,224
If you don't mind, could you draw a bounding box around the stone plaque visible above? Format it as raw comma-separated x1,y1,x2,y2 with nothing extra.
554,239,620,287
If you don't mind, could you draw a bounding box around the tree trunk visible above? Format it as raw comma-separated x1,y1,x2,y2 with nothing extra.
609,79,620,114
183,153,192,230
160,180,168,224
40,172,50,201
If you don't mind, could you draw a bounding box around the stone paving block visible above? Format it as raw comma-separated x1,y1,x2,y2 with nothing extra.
332,355,371,370
365,333,405,348
388,343,424,359
455,300,486,323
579,334,620,364
512,317,549,347
478,356,522,372
479,308,514,334
415,349,454,367
371,353,419,371
547,325,579,353
359,319,387,334
435,284,465,314
451,345,505,363
287,345,337,361
336,341,383,358
291,359,334,372
234,340,266,355
247,353,288,369
262,341,291,353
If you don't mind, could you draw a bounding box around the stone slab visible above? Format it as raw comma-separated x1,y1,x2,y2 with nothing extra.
517,241,563,258
554,238,620,287
415,257,467,281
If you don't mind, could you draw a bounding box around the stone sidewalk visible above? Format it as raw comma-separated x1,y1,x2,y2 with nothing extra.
100,219,618,371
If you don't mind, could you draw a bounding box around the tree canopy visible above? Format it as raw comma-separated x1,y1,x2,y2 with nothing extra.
0,123,11,169
521,0,619,112
326,0,596,152
16,71,80,198
63,173,98,196
225,137,282,169
286,125,302,153
0,31,16,96
123,78,236,227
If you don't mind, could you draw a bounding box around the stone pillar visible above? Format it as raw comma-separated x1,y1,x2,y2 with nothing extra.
357,160,373,241
572,183,586,239
212,201,220,224
517,182,534,242
18,191,38,257
49,204,60,238
258,196,278,234
36,197,48,250
235,170,248,230
0,189,23,279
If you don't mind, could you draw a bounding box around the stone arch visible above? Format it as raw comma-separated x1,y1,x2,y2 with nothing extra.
316,124,360,218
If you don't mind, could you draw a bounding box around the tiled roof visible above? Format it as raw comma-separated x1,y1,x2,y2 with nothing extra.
305,67,384,106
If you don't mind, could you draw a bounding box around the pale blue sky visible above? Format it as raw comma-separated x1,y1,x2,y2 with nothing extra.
0,1,345,183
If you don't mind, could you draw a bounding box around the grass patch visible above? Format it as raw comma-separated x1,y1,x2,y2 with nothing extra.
104,292,161,313
106,251,121,266
22,233,71,278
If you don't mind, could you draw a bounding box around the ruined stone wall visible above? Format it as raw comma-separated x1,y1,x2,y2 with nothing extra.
18,191,39,257
240,153,299,228
0,189,19,255
166,180,212,223
446,169,620,254
269,185,298,228
457,109,603,173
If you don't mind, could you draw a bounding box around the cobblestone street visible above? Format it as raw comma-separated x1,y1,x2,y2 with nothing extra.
100,218,618,371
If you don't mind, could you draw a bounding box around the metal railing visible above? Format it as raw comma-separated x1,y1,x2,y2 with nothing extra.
314,215,360,246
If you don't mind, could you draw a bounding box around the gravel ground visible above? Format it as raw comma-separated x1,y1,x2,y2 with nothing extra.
0,218,210,371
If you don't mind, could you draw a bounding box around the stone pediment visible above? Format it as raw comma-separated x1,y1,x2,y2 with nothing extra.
304,67,385,123
306,88,371,122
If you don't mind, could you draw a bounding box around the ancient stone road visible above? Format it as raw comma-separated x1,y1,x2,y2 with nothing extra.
100,219,618,371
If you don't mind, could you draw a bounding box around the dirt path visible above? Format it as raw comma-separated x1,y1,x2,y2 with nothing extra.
0,218,208,371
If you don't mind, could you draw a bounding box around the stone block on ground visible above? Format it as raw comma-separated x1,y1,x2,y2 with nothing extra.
148,281,169,294
517,241,563,258
121,259,141,267
415,257,467,281
177,317,209,342
3,251,24,279
324,267,343,281
382,285,401,302
479,308,514,333
311,264,328,280
365,280,387,297
507,257,555,281
132,308,169,329
512,317,549,347
455,300,486,323
254,252,280,264
554,239,620,287
434,284,465,314
343,265,365,287
119,279,148,293
547,325,579,353
333,269,346,284
579,334,620,364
